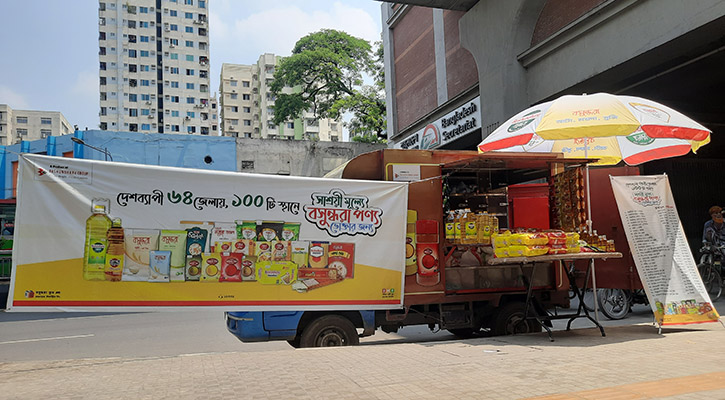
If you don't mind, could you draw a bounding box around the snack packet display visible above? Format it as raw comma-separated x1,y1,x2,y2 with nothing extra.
232,239,255,256
493,247,510,258
241,255,257,281
271,241,291,261
159,230,187,282
210,222,237,252
328,242,354,279
548,244,568,255
256,261,298,285
308,241,329,268
290,241,309,268
565,232,580,247
256,241,273,262
236,220,257,240
507,245,549,257
281,223,301,241
256,221,283,242
123,229,159,281
220,252,243,282
545,231,567,245
185,225,209,257
509,233,549,246
185,255,202,281
201,253,222,282
492,232,511,248
148,250,171,282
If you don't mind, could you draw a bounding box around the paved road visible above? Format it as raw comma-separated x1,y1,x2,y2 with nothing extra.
0,300,654,362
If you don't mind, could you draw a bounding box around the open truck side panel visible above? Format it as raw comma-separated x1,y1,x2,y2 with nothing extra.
226,149,640,346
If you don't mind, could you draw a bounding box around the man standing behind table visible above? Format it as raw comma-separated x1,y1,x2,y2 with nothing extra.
702,206,725,248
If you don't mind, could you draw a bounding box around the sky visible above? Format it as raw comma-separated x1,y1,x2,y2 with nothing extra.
0,0,383,132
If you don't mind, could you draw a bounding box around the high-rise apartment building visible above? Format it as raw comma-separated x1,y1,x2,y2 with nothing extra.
98,0,217,135
0,104,73,146
219,54,341,141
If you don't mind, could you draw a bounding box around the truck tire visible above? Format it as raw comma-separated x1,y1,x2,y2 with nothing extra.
491,302,542,336
287,338,301,348
299,315,360,347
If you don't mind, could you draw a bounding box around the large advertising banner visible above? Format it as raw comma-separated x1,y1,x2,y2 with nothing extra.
8,155,408,311
610,175,720,325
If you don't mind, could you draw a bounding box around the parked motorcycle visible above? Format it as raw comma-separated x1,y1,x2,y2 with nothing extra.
597,288,649,320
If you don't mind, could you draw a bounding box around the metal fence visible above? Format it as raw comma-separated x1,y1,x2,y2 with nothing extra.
0,256,10,279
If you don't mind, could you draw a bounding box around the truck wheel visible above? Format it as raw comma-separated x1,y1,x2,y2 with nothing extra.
299,315,360,347
491,302,542,336
287,338,301,348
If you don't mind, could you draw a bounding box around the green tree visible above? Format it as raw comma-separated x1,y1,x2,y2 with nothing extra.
271,29,386,142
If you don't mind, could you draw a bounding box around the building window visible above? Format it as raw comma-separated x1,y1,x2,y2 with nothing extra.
287,122,294,129
139,6,148,13
170,96,179,103
184,0,193,4
170,53,178,60
140,35,149,42
242,81,250,87
185,26,193,33
231,106,238,112
100,61,107,70
186,83,195,89
171,81,179,88
242,94,250,100
141,79,150,86
185,40,193,47
99,47,106,55
186,97,195,104
140,50,149,57
186,69,194,76
141,94,150,101
128,49,137,58
170,67,179,74
199,70,208,78
187,111,195,118
243,120,251,126
129,123,138,132
129,109,138,117
187,126,196,133
243,106,250,113
17,128,28,137
129,64,137,72
40,129,52,139
171,125,180,132
230,80,237,87
231,93,238,100
170,24,178,31
199,0,206,8
128,20,136,28
16,116,28,124
142,123,151,130
140,21,149,28
170,38,179,46
141,109,150,116
185,54,194,61
141,65,150,71
171,110,179,117
129,94,138,102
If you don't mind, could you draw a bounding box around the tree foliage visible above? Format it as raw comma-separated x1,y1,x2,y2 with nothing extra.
271,29,386,142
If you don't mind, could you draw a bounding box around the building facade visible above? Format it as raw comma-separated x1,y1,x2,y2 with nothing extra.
98,0,217,135
0,104,73,146
219,54,342,141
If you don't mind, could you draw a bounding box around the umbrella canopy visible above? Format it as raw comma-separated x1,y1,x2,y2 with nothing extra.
478,93,711,165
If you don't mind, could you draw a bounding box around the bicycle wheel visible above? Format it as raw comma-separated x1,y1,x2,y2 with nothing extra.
698,263,722,302
598,288,631,320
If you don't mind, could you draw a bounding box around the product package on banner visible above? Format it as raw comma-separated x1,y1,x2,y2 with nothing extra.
610,175,720,325
8,155,408,311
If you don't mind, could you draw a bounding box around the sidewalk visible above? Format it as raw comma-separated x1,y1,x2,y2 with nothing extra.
1,322,724,400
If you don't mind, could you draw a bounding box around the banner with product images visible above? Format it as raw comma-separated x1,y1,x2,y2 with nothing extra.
8,154,408,312
610,175,720,325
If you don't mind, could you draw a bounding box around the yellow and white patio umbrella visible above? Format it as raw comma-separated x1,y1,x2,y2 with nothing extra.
477,92,711,165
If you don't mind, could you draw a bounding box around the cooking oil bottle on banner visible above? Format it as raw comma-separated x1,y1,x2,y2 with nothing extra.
104,218,125,281
83,199,112,281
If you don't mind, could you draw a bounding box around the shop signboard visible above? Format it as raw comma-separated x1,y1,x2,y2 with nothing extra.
394,97,481,150
610,175,720,325
7,154,408,311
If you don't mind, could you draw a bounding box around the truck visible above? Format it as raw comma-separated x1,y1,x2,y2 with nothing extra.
225,149,641,347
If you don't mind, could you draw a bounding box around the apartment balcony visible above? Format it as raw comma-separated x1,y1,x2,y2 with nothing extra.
305,125,320,133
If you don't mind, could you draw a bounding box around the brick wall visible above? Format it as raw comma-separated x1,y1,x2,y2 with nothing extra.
443,10,478,99
393,6,437,132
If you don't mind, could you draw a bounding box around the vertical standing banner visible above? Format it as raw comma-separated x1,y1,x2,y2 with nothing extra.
610,175,720,325
8,154,408,312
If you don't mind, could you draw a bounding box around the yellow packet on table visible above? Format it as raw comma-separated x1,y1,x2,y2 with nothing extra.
494,247,510,258
508,245,549,257
492,232,511,248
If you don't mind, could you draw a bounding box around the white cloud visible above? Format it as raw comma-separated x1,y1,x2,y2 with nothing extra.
0,86,30,109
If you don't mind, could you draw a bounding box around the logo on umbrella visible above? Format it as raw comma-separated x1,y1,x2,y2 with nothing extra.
507,110,540,132
629,103,671,122
626,130,655,146
420,124,440,149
